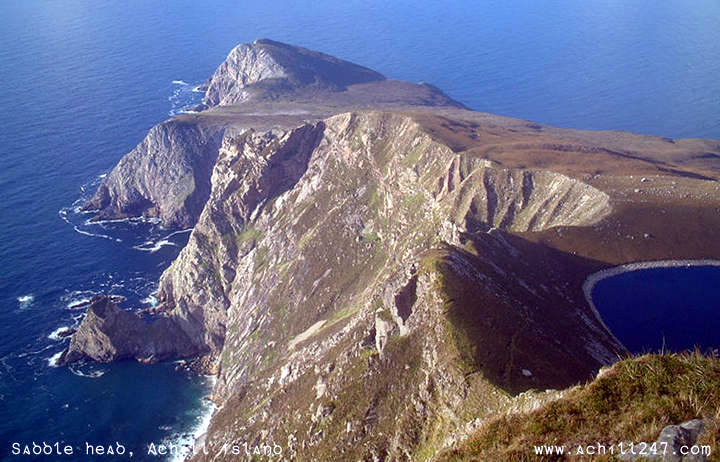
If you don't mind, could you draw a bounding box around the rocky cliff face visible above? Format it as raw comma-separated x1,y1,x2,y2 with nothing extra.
67,40,720,461
158,111,616,364
157,122,326,353
148,111,623,460
84,119,225,228
198,39,385,107
84,40,462,229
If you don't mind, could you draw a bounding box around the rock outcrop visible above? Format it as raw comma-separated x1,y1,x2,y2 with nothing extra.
84,119,225,228
651,420,707,462
157,122,326,353
60,296,196,364
440,157,611,232
198,39,385,107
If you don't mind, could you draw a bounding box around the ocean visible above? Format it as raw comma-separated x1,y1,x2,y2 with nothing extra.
1,0,719,460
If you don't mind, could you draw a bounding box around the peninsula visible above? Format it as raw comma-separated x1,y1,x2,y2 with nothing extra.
64,39,720,461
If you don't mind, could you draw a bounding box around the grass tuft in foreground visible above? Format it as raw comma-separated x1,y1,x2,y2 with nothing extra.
438,351,720,461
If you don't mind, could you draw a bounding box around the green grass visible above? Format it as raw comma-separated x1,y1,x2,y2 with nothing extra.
361,231,382,243
401,143,427,168
235,226,263,247
438,352,720,461
368,187,383,214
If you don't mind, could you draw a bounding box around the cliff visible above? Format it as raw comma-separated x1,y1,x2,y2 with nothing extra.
83,119,225,228
85,39,464,228
64,40,720,461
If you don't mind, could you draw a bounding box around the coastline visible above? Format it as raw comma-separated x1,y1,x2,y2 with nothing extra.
169,375,217,462
582,259,720,355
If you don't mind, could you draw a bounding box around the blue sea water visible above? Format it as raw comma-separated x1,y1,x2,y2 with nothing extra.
0,0,719,460
592,266,720,354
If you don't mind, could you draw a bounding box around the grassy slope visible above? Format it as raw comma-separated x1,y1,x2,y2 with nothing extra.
438,352,720,461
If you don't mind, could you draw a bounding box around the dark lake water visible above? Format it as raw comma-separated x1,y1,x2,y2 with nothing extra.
591,265,720,354
1,0,719,460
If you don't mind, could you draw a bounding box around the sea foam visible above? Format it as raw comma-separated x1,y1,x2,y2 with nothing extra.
133,239,177,253
47,351,64,368
48,326,73,342
69,364,105,379
73,226,123,243
17,294,34,309
167,377,216,462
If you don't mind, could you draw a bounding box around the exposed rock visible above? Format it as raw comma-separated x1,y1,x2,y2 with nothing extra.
374,310,396,359
84,119,226,228
59,296,196,365
145,110,634,461
199,38,385,107
620,419,707,461
54,327,76,339
441,159,612,232
655,420,707,462
157,122,326,353
84,40,463,228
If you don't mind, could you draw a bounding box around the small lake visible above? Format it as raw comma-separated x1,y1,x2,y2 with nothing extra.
591,264,720,354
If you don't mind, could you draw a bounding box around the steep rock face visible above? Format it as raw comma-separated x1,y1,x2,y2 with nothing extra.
60,296,196,365
199,39,385,107
441,158,611,232
83,41,465,228
148,111,622,460
157,122,326,353
84,119,225,228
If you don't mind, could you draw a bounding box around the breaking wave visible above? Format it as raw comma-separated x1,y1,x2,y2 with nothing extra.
169,80,203,116
133,239,177,253
17,294,34,309
69,363,106,379
48,326,74,342
47,351,64,368
167,377,217,462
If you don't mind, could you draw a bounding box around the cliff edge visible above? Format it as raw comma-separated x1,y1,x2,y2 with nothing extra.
84,39,464,228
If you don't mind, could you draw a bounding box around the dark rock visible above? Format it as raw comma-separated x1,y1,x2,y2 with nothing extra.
56,328,76,339
59,296,197,365
83,120,226,228
654,419,707,462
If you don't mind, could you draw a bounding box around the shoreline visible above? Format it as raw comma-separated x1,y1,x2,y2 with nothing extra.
582,259,720,356
169,375,217,462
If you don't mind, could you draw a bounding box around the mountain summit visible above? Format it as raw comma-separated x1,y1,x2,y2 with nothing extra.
198,39,385,106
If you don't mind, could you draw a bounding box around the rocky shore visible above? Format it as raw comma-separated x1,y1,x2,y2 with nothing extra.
59,296,197,365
